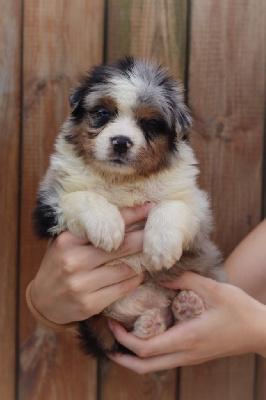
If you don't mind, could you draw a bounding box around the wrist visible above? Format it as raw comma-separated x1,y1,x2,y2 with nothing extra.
253,303,266,357
26,280,78,331
31,279,52,320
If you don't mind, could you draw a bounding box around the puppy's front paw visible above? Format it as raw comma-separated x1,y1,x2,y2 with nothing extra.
143,230,183,271
85,208,125,252
62,192,125,252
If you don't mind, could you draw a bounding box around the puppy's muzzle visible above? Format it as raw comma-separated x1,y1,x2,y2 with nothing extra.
111,136,133,155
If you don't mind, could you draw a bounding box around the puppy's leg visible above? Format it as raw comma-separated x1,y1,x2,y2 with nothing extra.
104,282,173,339
143,201,200,271
172,290,204,322
61,191,125,251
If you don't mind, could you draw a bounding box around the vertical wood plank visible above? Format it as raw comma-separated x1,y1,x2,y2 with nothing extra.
107,0,188,81
256,356,266,400
0,1,21,399
257,53,266,397
19,1,104,399
101,1,188,399
181,0,265,399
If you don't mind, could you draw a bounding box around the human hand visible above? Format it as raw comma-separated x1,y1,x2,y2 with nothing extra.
107,271,266,374
31,204,154,325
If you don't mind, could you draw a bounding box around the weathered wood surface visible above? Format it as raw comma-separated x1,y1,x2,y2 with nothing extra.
100,1,188,399
181,0,265,399
18,1,105,399
257,356,266,400
107,0,188,80
0,1,21,399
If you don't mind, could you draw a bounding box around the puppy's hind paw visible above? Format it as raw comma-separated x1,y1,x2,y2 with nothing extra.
132,309,166,339
172,290,204,322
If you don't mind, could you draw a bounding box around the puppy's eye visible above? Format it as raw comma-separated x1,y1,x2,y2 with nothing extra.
146,119,161,128
90,107,113,128
139,117,167,141
97,108,111,119
140,118,166,131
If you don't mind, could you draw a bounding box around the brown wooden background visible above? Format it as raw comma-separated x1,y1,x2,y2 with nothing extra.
1,0,265,399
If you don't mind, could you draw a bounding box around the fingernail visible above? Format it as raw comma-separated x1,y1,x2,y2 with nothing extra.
107,319,114,332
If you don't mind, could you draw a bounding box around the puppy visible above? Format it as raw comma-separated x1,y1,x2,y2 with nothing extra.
34,57,224,358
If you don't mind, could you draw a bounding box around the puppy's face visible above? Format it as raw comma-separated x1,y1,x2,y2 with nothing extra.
65,58,191,178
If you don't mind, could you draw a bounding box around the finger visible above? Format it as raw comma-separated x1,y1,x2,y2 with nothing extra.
87,230,144,268
108,351,192,374
60,230,144,272
53,231,91,249
81,263,138,292
108,319,194,358
120,203,156,226
87,273,145,314
160,271,221,300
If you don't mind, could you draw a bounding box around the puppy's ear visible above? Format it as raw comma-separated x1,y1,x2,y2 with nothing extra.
69,85,87,123
171,82,192,139
176,105,192,133
69,91,80,111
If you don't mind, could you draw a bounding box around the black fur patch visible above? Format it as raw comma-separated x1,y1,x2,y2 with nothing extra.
115,55,135,77
77,320,135,360
69,85,88,125
33,195,58,239
69,63,114,125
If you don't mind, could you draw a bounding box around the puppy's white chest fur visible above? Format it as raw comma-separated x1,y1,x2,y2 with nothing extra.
45,138,209,276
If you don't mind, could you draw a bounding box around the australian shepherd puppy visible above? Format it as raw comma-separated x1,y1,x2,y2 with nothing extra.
34,57,224,358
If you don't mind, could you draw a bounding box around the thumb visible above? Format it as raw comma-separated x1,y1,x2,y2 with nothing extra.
161,271,221,301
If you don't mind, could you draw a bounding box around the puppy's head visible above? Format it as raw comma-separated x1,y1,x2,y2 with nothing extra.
65,57,191,178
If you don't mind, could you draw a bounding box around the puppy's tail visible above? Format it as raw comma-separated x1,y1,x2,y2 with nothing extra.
77,316,134,359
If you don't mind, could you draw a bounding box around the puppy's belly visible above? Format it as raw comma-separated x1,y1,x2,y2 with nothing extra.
103,280,175,338
101,241,223,338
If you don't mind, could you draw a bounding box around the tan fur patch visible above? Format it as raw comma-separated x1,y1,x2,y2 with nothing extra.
66,121,97,162
101,96,118,114
87,314,116,352
134,135,170,176
135,105,161,121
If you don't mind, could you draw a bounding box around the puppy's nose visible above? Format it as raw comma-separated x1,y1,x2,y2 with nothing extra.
111,136,133,154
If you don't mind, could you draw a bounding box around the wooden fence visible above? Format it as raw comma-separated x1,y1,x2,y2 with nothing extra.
1,0,265,399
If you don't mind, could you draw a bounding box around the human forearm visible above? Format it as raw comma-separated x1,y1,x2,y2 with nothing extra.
224,219,266,303
253,302,266,357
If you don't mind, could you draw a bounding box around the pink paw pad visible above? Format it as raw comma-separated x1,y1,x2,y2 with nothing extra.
172,290,204,322
132,308,166,339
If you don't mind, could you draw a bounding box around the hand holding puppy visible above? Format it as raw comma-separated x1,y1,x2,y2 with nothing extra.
107,271,266,374
30,205,151,325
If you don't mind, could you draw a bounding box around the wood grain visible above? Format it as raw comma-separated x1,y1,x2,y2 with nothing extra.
18,1,104,399
0,1,21,399
181,0,265,399
101,1,188,399
256,356,266,400
106,0,188,81
101,363,177,400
